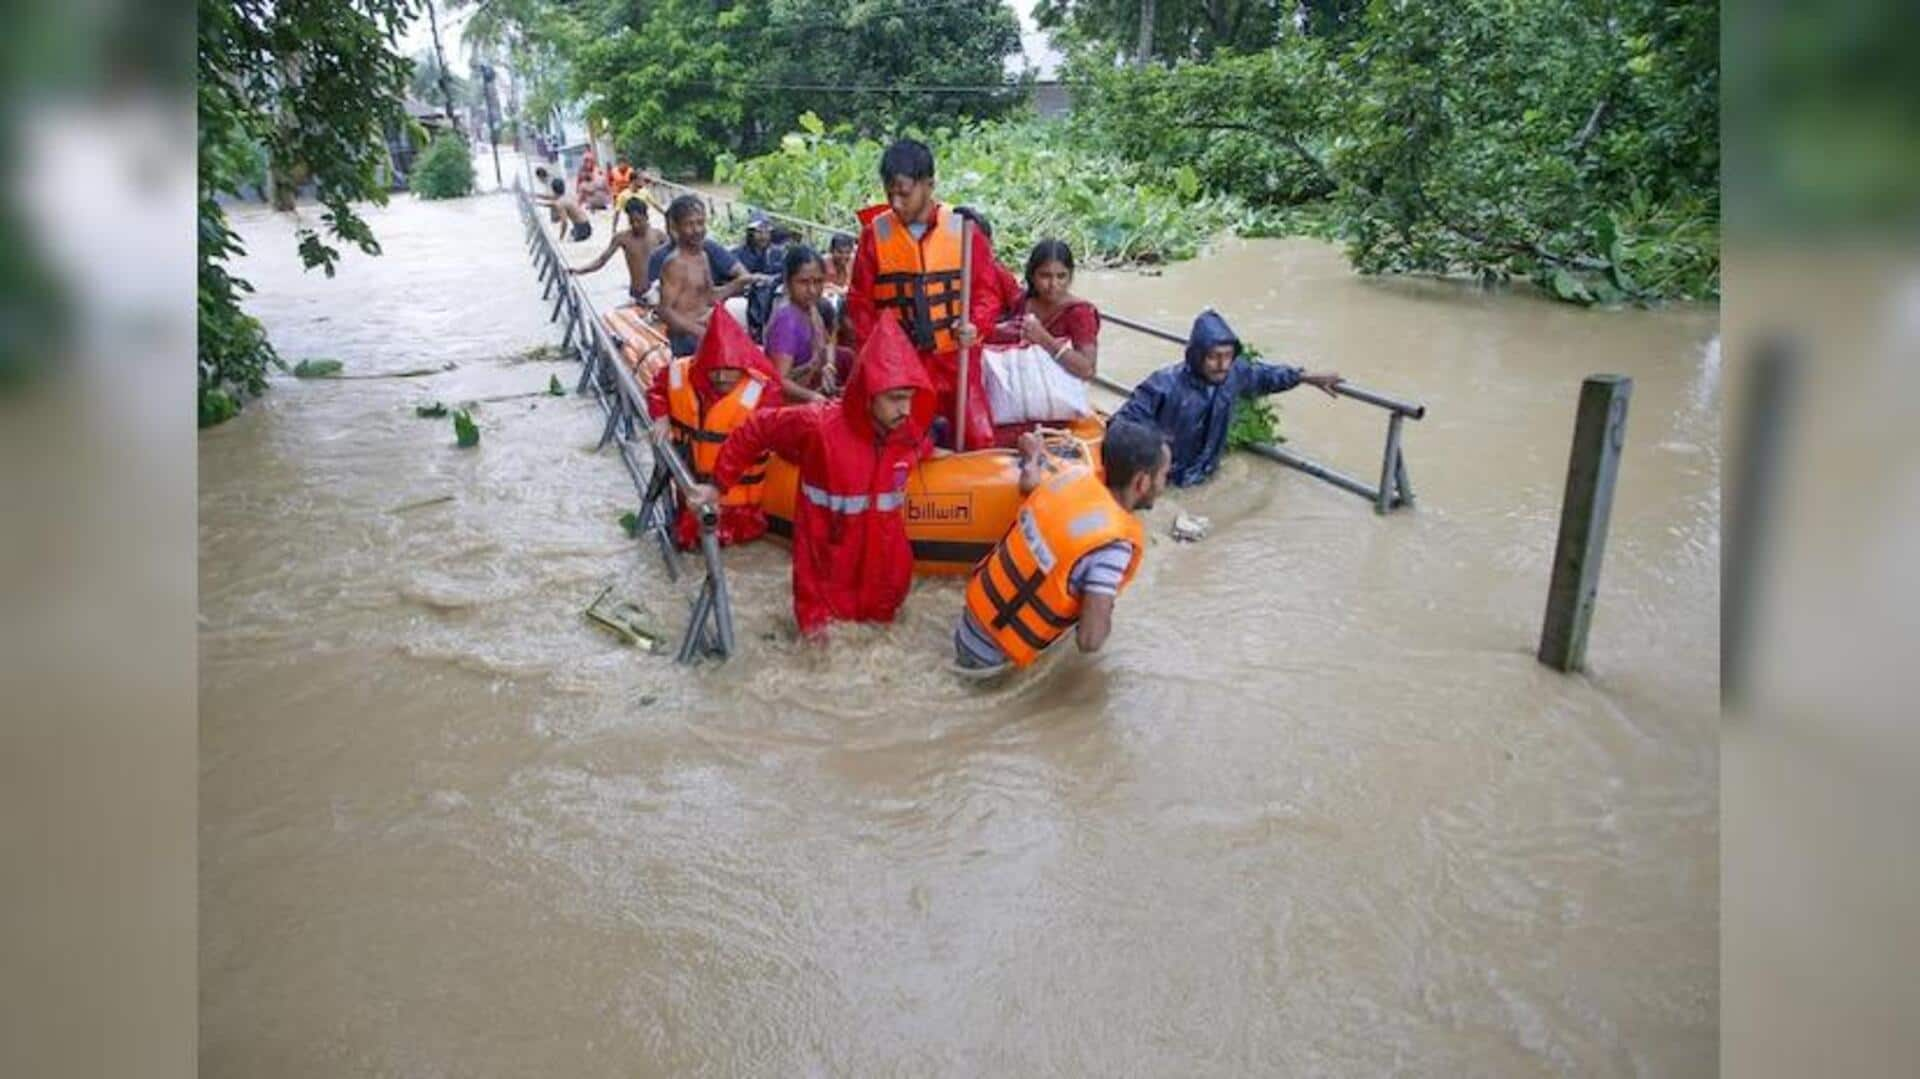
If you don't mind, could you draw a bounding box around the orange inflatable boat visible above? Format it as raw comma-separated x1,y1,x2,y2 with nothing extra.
759,414,1109,576
603,304,1109,575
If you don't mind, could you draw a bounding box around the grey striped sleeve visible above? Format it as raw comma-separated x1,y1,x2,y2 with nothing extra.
1068,541,1134,598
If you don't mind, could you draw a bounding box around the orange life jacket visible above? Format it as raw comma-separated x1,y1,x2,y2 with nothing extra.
666,359,770,507
870,205,965,354
963,466,1145,667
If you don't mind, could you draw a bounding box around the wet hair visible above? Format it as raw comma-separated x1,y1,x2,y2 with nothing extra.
953,205,993,240
666,194,705,226
829,232,855,253
1102,420,1170,492
782,243,825,283
624,198,648,220
534,166,550,180
549,177,564,195
1025,238,1075,292
878,138,935,183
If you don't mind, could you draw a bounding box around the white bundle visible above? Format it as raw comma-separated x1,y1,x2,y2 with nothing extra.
983,344,1091,425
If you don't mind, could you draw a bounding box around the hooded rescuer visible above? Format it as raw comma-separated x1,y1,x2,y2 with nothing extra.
688,316,935,637
645,312,782,549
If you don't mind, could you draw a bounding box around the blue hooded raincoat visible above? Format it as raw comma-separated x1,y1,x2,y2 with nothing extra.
1113,310,1303,487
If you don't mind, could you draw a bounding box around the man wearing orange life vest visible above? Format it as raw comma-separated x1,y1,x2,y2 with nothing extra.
954,419,1171,672
846,138,1004,451
644,312,781,549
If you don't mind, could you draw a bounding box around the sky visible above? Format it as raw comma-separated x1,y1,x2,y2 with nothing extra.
400,1,1064,82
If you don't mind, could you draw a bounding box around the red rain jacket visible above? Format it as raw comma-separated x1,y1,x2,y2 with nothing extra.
712,316,934,636
645,313,781,548
846,201,1002,450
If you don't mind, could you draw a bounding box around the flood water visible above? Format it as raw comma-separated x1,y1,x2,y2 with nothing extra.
200,185,1720,1075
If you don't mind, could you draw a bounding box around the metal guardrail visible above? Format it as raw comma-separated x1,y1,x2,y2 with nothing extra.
517,182,737,662
1091,310,1419,513
632,180,1424,513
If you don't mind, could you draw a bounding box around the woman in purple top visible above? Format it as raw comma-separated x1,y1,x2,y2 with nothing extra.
763,245,851,403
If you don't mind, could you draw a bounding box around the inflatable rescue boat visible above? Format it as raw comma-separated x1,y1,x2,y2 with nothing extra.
604,304,1107,576
759,414,1108,576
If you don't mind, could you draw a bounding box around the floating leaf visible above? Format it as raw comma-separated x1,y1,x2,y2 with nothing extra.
548,374,565,396
453,409,479,448
1549,269,1594,304
618,511,641,537
292,359,343,378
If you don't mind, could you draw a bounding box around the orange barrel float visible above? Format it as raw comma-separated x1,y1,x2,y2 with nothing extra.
602,305,671,387
759,413,1109,576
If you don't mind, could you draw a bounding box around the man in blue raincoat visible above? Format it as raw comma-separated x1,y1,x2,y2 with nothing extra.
1114,309,1343,487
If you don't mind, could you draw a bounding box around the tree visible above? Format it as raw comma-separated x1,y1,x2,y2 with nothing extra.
470,0,1023,175
1035,0,1292,63
1069,0,1719,303
198,0,418,426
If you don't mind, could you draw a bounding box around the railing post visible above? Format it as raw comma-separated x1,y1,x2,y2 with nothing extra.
1538,374,1632,672
1376,412,1404,514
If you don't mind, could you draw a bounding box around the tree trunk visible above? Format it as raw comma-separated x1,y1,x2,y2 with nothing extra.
1135,0,1156,67
427,1,461,136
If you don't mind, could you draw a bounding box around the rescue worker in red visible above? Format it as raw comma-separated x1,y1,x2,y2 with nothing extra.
954,419,1171,672
644,312,780,549
846,138,1004,451
689,316,935,637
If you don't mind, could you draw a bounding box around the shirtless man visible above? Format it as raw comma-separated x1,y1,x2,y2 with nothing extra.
568,199,667,306
534,176,592,242
657,194,766,357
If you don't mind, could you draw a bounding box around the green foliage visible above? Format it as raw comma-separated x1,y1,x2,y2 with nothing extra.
548,374,565,396
416,401,449,418
479,0,1022,176
1035,0,1309,63
722,117,1244,266
414,133,477,199
1065,0,1718,305
292,358,343,378
1227,396,1281,450
453,409,480,447
198,0,417,427
618,511,641,538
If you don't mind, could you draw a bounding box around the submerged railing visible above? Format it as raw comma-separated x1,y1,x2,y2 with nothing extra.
517,183,736,662
642,178,1425,513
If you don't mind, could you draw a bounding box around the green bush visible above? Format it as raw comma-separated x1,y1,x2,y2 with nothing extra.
413,134,475,199
719,114,1245,268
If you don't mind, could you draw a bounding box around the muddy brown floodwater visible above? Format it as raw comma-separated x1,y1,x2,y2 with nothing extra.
201,187,1719,1076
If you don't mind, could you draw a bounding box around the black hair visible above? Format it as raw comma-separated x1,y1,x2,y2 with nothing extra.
534,166,549,179
1025,238,1075,293
877,138,935,183
829,232,855,253
624,198,648,220
953,205,993,240
770,225,796,245
782,243,825,283
1102,419,1169,492
549,177,564,195
666,194,705,225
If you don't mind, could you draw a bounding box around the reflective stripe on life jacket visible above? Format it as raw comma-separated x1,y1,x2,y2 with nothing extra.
666,358,769,506
963,466,1145,667
870,206,965,354
799,482,906,515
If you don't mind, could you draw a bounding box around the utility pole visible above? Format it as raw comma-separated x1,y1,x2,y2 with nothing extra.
478,62,504,188
427,0,461,137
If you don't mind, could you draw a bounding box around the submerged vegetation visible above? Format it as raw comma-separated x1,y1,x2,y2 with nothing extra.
719,114,1245,268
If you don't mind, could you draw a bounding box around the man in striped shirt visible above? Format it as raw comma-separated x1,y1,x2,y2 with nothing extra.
955,423,1169,672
